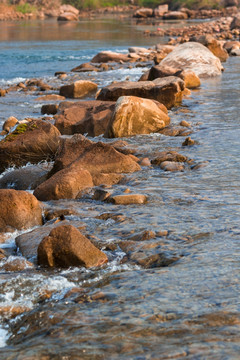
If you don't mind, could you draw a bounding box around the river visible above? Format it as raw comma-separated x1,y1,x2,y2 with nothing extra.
0,17,239,359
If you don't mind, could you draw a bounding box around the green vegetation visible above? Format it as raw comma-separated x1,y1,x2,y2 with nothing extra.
63,0,222,10
16,2,37,14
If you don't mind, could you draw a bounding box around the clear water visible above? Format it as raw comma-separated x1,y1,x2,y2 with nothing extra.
0,18,239,359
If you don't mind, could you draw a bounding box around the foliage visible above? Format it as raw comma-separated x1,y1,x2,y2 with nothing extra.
15,2,37,13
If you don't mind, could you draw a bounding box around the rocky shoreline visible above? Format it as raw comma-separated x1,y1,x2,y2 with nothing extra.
0,12,239,318
0,2,239,21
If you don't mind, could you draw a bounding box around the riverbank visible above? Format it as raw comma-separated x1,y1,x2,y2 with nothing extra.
0,15,239,359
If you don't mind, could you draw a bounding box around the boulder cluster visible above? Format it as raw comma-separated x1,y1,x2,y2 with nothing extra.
0,14,239,272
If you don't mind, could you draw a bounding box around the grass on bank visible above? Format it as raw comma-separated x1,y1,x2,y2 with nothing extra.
15,2,37,14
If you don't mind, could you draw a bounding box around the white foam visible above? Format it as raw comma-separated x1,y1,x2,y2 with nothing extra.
0,327,8,348
0,77,26,86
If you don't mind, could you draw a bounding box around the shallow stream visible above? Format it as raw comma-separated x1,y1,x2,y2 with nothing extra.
0,17,239,359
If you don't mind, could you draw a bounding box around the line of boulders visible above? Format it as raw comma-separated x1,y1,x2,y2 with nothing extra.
0,28,235,272
133,2,239,19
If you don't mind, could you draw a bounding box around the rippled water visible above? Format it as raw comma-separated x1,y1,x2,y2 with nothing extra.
0,18,239,359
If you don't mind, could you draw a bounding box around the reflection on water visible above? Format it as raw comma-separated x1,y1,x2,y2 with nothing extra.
0,19,239,359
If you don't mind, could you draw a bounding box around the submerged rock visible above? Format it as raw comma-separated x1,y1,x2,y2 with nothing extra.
50,134,141,177
160,42,223,78
37,225,108,268
0,189,43,233
105,96,170,138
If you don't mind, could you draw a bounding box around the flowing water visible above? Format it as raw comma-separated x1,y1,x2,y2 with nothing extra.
0,17,239,359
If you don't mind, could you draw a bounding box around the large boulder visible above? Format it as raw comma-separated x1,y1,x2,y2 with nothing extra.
37,225,108,268
33,163,93,201
105,96,170,138
91,51,129,63
160,42,224,78
190,35,229,62
59,80,98,99
0,120,60,173
0,189,42,233
97,77,185,109
54,100,115,136
49,134,141,177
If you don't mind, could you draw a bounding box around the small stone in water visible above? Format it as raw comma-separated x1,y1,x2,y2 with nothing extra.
111,194,147,205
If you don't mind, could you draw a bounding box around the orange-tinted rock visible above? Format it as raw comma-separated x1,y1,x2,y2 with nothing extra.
37,225,108,268
2,116,18,132
133,8,153,18
33,163,93,201
54,100,115,136
60,80,97,98
160,161,185,172
163,11,188,20
35,94,65,101
105,96,170,138
97,77,185,109
50,134,141,176
0,189,42,233
111,194,147,205
151,151,187,165
91,51,129,63
190,34,229,62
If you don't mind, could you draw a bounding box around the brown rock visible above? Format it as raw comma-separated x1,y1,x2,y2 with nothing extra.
92,188,111,201
190,35,229,62
133,8,153,18
37,225,108,268
160,42,223,78
111,194,147,205
60,80,97,99
151,151,187,165
33,162,93,201
71,62,99,72
160,161,185,172
177,70,201,89
0,164,50,191
54,100,115,136
182,136,195,146
0,120,60,173
1,257,33,272
91,51,129,63
0,189,43,233
163,11,188,20
50,134,141,176
224,41,240,53
97,77,185,109
2,116,18,133
57,13,78,21
230,13,240,30
41,104,58,115
180,120,191,127
60,4,79,16
91,173,123,186
105,96,170,138
147,65,181,81
35,94,65,101
0,89,6,97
